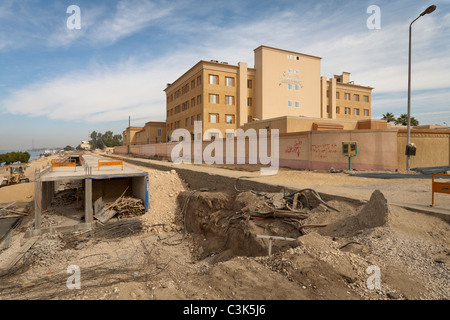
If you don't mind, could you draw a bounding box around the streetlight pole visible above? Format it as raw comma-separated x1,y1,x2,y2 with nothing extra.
407,5,436,171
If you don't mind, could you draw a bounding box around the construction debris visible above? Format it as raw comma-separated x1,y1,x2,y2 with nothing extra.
104,197,145,219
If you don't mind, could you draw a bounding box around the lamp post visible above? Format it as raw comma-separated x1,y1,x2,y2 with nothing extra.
407,5,436,171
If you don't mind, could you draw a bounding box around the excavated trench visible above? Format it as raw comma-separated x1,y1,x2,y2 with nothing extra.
177,188,368,263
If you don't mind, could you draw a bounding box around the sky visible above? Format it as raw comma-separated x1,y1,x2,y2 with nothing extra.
0,0,449,150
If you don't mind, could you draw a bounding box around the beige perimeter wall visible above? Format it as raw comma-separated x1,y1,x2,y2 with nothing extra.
115,129,450,171
397,130,450,170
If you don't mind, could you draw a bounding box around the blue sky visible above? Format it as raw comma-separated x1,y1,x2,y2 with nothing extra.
0,0,449,150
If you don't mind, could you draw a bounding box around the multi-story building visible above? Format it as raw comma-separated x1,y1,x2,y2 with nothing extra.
164,45,375,141
164,60,255,142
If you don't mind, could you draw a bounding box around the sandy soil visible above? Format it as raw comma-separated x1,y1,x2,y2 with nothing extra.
0,155,448,301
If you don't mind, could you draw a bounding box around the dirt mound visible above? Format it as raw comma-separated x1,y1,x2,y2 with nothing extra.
357,190,390,229
139,169,187,233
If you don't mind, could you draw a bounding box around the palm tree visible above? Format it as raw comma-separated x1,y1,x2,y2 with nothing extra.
395,114,419,126
381,112,396,123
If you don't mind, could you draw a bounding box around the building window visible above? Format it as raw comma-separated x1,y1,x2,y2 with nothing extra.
364,109,370,116
287,54,292,59
354,108,360,116
336,106,340,114
191,80,195,89
287,101,293,107
197,95,202,105
247,98,252,107
197,76,202,85
191,98,195,107
210,114,218,123
247,80,252,88
295,101,300,108
226,96,234,105
287,68,292,73
157,129,162,137
354,94,360,102
345,107,350,115
287,83,293,90
226,115,234,124
345,93,350,100
226,133,234,139
210,94,218,104
209,74,219,85
294,84,300,91
186,118,190,126
226,77,234,87
294,70,299,74
336,92,340,99
364,96,369,103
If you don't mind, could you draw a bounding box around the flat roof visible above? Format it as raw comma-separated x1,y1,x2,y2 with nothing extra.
39,154,147,182
165,60,256,92
254,45,322,60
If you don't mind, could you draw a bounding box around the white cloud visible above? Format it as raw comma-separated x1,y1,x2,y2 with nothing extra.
93,0,173,43
1,0,449,127
1,52,200,123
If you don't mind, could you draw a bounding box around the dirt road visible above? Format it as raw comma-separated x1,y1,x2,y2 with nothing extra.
0,154,448,301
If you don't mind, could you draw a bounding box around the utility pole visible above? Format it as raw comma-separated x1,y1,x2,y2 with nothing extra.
128,116,131,154
406,5,436,171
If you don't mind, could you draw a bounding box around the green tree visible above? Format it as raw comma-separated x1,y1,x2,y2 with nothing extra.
64,145,75,151
395,114,419,126
0,152,31,165
381,112,396,123
90,130,122,149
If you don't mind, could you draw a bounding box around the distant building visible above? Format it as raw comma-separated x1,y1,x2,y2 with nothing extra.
80,141,91,150
164,45,376,141
123,122,166,146
123,127,144,146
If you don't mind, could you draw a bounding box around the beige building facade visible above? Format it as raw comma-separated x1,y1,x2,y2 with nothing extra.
164,45,374,141
124,122,166,147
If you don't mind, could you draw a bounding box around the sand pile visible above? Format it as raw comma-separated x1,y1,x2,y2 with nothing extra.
140,169,187,233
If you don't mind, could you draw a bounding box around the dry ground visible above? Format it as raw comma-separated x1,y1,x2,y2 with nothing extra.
0,156,448,301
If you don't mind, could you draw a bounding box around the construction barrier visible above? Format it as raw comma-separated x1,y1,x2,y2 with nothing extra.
51,159,77,172
432,173,450,206
98,159,124,171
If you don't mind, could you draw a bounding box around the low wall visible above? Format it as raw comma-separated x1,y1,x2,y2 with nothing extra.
397,130,450,170
115,129,400,171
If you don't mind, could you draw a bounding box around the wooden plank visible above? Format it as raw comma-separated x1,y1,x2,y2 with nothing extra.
0,237,38,274
95,208,117,224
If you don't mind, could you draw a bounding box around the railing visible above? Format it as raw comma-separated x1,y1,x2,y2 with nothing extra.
98,159,124,171
51,159,77,172
432,173,450,206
